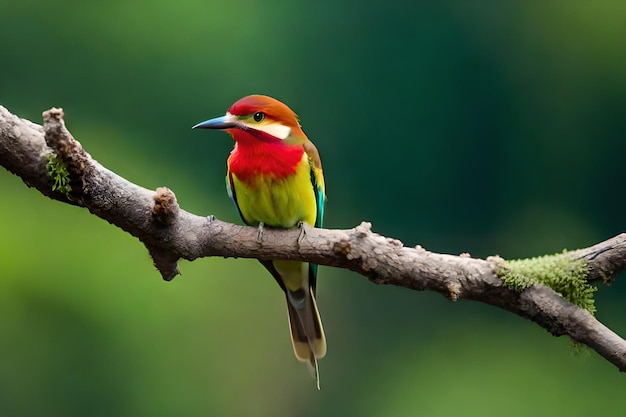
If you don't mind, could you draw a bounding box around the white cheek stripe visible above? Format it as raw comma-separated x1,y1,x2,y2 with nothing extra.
257,123,292,140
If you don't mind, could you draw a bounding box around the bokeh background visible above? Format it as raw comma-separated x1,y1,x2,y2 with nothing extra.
2,1,626,415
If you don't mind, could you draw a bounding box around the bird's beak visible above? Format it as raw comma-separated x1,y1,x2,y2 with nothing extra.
192,113,239,130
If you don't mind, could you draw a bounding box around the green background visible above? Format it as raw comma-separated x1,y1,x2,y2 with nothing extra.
1,1,625,415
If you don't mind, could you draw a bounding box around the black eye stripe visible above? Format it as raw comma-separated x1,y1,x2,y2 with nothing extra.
253,112,265,122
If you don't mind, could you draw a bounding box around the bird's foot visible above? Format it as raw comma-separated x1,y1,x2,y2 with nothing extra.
297,221,307,242
257,222,265,242
206,215,216,222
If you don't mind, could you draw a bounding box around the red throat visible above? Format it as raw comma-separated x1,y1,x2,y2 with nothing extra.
227,130,305,182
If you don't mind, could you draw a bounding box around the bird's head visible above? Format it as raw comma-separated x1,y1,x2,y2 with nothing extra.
192,95,308,145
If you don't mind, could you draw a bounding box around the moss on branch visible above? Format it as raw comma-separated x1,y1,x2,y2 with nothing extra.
498,252,596,314
45,153,71,196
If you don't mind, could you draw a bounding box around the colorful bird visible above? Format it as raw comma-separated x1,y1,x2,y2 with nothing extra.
193,95,327,388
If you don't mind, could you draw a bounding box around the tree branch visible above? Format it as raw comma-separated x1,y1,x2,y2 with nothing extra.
1,105,625,372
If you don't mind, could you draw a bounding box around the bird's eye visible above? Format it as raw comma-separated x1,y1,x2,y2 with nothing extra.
253,112,265,122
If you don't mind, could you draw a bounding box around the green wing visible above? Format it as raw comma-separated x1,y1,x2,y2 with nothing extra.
309,163,326,289
310,164,325,229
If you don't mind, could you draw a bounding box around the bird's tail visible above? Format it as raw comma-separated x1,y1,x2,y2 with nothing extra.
286,285,326,389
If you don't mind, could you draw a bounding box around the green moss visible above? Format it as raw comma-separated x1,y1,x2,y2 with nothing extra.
498,252,596,314
46,153,72,197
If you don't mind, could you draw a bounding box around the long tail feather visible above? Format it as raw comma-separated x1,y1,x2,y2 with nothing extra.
261,259,326,387
286,287,326,388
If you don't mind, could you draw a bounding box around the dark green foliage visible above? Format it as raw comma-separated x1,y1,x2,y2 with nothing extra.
2,1,626,415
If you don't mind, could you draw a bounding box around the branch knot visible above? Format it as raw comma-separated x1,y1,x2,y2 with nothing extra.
42,108,90,199
153,187,179,226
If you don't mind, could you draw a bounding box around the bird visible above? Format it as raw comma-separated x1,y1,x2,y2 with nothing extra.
192,95,327,388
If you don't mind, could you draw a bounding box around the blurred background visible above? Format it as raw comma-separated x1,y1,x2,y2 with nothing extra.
1,1,626,415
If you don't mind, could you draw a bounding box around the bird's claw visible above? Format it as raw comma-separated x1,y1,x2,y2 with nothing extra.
297,221,307,242
257,222,265,242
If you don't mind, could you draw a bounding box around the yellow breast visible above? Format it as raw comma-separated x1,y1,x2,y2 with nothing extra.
231,155,317,228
